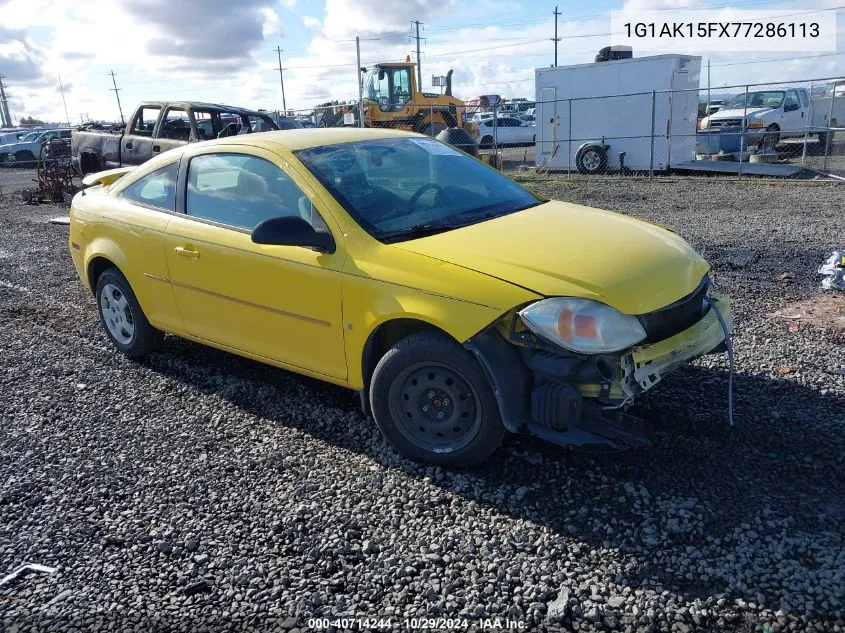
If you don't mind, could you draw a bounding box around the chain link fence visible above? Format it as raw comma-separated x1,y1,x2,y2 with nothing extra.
470,75,845,179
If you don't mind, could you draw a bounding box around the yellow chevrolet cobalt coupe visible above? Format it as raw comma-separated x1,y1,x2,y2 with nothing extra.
69,128,731,466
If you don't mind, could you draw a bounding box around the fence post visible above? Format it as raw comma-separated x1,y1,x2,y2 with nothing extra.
430,104,434,135
824,86,836,172
649,90,656,177
738,84,749,180
493,101,498,154
802,83,813,165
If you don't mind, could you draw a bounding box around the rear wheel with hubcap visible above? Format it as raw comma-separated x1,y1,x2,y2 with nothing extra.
95,268,163,357
370,332,506,467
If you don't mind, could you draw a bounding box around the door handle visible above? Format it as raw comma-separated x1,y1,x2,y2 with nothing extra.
174,246,200,259
153,144,161,152
125,141,133,149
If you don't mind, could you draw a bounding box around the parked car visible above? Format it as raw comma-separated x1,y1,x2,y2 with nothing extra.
0,128,71,167
0,130,26,145
72,101,278,175
476,116,535,148
69,128,731,466
700,88,811,151
705,99,725,115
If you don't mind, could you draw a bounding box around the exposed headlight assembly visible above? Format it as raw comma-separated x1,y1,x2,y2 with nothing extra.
519,297,647,354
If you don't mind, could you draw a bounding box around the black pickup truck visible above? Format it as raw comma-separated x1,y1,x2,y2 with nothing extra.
72,101,278,175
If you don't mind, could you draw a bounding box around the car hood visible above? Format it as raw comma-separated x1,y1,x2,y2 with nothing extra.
393,200,710,315
0,142,20,152
710,106,773,120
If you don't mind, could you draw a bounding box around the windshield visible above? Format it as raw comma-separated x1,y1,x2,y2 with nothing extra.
365,66,412,111
295,137,542,243
724,91,785,110
21,132,41,142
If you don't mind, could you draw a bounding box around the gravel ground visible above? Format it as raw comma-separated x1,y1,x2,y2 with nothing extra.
1,176,844,633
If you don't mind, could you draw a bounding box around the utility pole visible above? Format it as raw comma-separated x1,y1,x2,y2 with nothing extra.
108,70,125,125
275,46,287,113
707,58,711,115
0,76,12,128
410,20,424,90
338,37,381,128
58,76,71,128
356,37,364,128
552,6,561,67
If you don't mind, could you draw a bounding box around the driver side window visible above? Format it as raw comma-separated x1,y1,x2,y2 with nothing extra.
185,153,328,232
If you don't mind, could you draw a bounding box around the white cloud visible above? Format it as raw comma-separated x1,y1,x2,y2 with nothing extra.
262,8,283,38
302,16,322,29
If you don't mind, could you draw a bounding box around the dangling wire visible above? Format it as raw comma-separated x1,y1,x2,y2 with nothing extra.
706,296,734,427
536,114,559,174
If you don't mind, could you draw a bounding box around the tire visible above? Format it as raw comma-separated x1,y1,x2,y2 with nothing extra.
761,125,780,153
480,135,493,149
369,332,506,467
575,144,607,174
95,267,163,358
14,150,35,168
818,119,836,154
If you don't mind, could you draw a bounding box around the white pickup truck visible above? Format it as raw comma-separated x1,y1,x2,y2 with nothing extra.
700,85,845,151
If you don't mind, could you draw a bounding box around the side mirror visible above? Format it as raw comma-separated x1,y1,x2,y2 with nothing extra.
251,216,335,253
784,103,799,112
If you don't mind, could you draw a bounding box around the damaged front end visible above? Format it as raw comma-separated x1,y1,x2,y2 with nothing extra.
464,277,732,450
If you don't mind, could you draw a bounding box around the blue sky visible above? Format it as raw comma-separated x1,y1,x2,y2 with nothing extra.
0,0,843,123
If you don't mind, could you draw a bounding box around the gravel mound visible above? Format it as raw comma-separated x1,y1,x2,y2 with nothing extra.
1,178,843,632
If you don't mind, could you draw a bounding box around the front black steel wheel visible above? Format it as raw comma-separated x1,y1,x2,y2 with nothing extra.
388,361,482,454
370,332,506,466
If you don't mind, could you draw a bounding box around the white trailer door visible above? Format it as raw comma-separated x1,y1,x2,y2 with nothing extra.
668,69,696,167
537,87,564,168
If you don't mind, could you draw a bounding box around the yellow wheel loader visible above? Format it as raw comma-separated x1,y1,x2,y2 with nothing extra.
320,61,476,137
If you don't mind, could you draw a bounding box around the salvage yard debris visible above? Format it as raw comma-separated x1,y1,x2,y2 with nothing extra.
0,563,57,588
819,250,845,291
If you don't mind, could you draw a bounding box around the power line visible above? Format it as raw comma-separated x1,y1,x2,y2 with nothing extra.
423,0,796,32
712,51,845,67
108,70,125,125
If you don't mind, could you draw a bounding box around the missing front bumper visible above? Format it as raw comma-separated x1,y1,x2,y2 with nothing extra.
623,294,732,396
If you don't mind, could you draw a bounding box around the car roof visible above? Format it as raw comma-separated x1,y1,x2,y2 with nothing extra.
183,127,419,152
140,101,272,116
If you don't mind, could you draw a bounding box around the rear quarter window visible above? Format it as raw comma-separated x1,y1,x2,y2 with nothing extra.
120,162,178,211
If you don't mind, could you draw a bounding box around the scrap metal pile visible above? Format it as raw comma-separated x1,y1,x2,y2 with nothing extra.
21,138,77,204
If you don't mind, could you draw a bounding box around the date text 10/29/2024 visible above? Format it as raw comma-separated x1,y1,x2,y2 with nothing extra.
307,617,527,630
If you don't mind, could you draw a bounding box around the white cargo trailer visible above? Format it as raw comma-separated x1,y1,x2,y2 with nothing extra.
535,54,701,173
